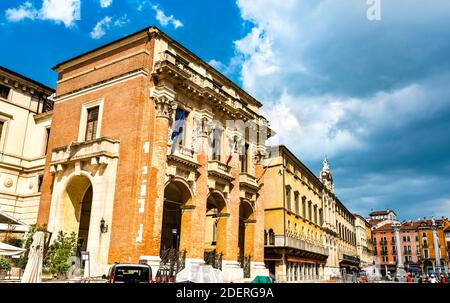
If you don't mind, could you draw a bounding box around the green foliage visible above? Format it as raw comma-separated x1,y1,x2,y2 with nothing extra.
0,258,11,271
46,231,79,277
6,236,23,249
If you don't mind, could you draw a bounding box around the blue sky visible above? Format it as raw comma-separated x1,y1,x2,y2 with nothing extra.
1,0,449,221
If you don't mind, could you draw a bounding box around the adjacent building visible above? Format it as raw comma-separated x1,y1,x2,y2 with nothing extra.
262,146,359,282
372,213,449,275
0,66,54,240
36,26,272,281
354,214,374,273
262,146,328,282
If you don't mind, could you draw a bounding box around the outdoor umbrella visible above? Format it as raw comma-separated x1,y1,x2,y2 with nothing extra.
21,231,45,283
0,241,25,257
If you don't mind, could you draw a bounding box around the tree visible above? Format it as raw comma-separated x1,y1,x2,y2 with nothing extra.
0,258,11,272
46,231,79,279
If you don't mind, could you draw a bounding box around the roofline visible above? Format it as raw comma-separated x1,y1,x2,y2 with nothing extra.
0,65,55,93
369,209,397,216
269,145,323,188
52,25,263,108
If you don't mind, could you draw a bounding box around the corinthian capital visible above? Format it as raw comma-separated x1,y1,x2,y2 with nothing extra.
150,86,176,120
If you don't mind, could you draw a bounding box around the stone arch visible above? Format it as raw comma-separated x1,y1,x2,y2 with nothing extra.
205,190,229,255
60,173,94,255
160,180,194,253
238,200,256,260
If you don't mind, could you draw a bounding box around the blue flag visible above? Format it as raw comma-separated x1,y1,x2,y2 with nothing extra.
171,110,185,154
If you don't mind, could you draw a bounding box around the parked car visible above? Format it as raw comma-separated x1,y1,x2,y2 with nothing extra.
103,263,153,283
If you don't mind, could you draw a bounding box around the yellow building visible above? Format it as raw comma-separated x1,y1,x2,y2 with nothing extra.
417,218,449,273
263,146,329,282
354,214,374,272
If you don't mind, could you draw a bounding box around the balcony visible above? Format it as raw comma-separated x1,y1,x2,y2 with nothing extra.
271,235,328,257
208,160,233,181
50,138,120,172
239,173,259,191
167,146,198,168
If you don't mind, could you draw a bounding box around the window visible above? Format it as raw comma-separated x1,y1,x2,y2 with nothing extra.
0,121,4,142
308,201,312,221
37,175,44,192
285,186,291,211
424,249,429,259
313,205,317,224
172,108,188,147
264,230,268,245
0,84,10,99
268,229,275,245
241,143,249,173
302,197,306,218
319,208,323,226
294,193,299,215
44,127,51,155
211,128,222,161
85,106,99,141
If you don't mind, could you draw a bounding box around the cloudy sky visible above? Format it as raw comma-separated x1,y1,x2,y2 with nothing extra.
1,0,449,220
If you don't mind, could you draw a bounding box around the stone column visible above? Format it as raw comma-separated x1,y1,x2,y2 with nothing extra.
251,153,269,278
393,222,406,280
432,220,441,273
140,86,175,273
185,112,212,265
221,134,243,282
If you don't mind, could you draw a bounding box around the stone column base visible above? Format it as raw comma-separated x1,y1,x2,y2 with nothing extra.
251,262,269,279
185,258,205,267
140,255,161,278
222,260,244,283
324,266,341,280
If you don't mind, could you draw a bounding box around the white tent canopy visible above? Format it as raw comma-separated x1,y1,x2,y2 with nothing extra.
0,241,26,256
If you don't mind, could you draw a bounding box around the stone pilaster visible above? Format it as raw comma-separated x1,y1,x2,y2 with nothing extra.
143,86,175,258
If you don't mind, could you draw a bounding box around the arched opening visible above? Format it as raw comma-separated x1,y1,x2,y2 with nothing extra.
204,192,227,251
61,175,93,256
160,181,192,252
238,201,255,259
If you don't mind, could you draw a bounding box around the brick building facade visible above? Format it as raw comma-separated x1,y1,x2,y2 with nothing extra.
36,26,272,281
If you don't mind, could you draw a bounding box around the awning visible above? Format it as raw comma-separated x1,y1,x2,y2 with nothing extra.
0,241,26,256
0,210,29,233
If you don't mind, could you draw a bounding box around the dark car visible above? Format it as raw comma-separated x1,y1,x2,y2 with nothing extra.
103,263,153,283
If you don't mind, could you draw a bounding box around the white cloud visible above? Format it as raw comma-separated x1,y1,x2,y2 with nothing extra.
5,2,38,22
90,15,129,39
229,0,450,162
100,0,113,8
5,0,81,27
151,5,183,29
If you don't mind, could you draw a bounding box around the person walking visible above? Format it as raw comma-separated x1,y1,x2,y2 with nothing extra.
406,272,413,283
430,274,437,283
440,274,446,284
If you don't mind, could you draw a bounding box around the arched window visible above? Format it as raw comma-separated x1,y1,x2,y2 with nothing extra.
286,186,292,211
264,230,268,245
294,192,300,215
269,229,275,245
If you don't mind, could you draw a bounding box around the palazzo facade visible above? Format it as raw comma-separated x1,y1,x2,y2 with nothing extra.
36,27,271,281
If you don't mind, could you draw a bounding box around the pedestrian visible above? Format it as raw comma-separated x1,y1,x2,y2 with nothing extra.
418,275,423,283
430,274,437,283
406,272,413,283
440,274,446,284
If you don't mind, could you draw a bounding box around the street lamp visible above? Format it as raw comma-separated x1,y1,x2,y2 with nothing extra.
100,218,108,234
